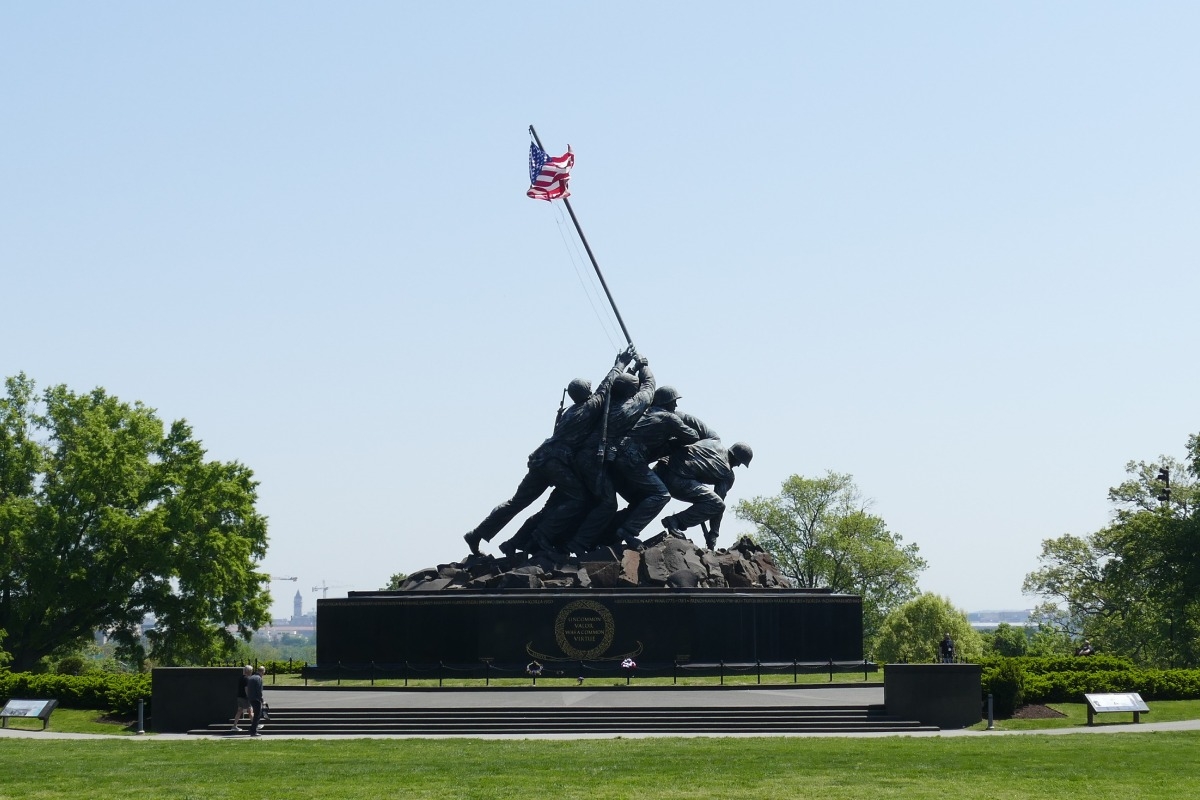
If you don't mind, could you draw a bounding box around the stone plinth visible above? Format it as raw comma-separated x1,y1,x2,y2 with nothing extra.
152,667,242,733
316,588,863,670
884,663,982,729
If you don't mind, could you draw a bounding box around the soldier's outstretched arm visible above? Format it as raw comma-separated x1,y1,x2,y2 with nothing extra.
678,411,719,442
636,360,655,395
667,416,700,449
592,363,623,405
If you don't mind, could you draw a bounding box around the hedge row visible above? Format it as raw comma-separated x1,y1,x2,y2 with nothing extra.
981,659,1200,704
1023,669,1200,703
978,654,1135,674
208,659,306,674
0,672,151,716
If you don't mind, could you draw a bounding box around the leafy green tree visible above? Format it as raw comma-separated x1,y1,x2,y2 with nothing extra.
1023,435,1200,667
735,472,926,641
0,628,11,672
873,592,983,663
0,374,271,671
986,622,1028,657
1024,623,1076,657
383,572,408,590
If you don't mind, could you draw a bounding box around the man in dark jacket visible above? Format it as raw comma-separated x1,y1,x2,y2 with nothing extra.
231,664,251,731
939,633,955,663
247,665,265,737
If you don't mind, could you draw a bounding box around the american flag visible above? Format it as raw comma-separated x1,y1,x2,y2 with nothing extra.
527,142,573,201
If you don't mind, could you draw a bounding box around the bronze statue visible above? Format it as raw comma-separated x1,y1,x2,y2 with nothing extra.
656,440,753,550
604,386,700,548
463,347,634,556
565,355,654,553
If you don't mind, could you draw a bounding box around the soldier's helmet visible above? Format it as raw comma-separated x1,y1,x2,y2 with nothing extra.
611,372,639,401
653,386,682,407
566,378,591,403
729,442,754,467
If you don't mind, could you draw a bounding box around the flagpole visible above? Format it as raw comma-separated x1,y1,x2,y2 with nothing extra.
529,124,633,346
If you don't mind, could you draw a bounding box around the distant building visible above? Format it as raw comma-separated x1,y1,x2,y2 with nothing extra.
968,609,1034,631
293,590,303,621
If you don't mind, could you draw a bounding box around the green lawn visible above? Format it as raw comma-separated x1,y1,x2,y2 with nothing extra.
1,708,140,735
971,699,1200,731
1,733,1198,800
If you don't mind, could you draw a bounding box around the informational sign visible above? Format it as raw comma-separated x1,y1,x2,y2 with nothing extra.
1085,693,1149,712
1084,692,1149,725
1,699,59,729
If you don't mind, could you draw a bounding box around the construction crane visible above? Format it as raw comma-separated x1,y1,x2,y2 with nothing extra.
267,575,298,582
312,580,348,599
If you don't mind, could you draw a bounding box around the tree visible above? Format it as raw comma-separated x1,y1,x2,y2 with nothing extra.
1023,435,1200,667
382,573,408,590
873,592,983,663
985,622,1028,657
0,374,272,671
735,472,926,642
1024,623,1076,657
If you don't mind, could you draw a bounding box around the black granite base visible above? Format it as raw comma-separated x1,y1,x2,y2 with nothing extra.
884,663,983,729
316,588,863,670
152,667,242,733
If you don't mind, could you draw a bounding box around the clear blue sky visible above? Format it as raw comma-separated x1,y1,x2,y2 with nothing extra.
4,3,1197,620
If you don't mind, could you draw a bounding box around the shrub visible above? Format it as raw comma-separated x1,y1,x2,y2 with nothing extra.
0,672,151,716
986,659,1025,716
981,656,1200,706
55,655,89,676
978,654,1134,674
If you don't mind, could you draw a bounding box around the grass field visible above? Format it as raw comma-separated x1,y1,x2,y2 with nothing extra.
2,732,1199,800
975,699,1200,730
1,708,141,735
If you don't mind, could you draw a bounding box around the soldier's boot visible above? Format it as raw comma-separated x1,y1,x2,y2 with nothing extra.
618,529,645,552
531,531,569,562
704,531,719,550
662,516,685,539
463,531,483,556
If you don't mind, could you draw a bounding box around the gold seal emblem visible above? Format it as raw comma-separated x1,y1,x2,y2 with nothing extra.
553,600,615,659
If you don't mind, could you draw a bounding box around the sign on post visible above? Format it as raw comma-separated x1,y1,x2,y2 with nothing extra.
1,699,59,731
1084,692,1149,725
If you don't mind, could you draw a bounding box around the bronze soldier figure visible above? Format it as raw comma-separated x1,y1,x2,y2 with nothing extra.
655,440,753,550
463,347,635,556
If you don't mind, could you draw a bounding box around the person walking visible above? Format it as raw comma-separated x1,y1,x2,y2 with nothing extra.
231,665,251,731
256,665,270,726
247,664,265,737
